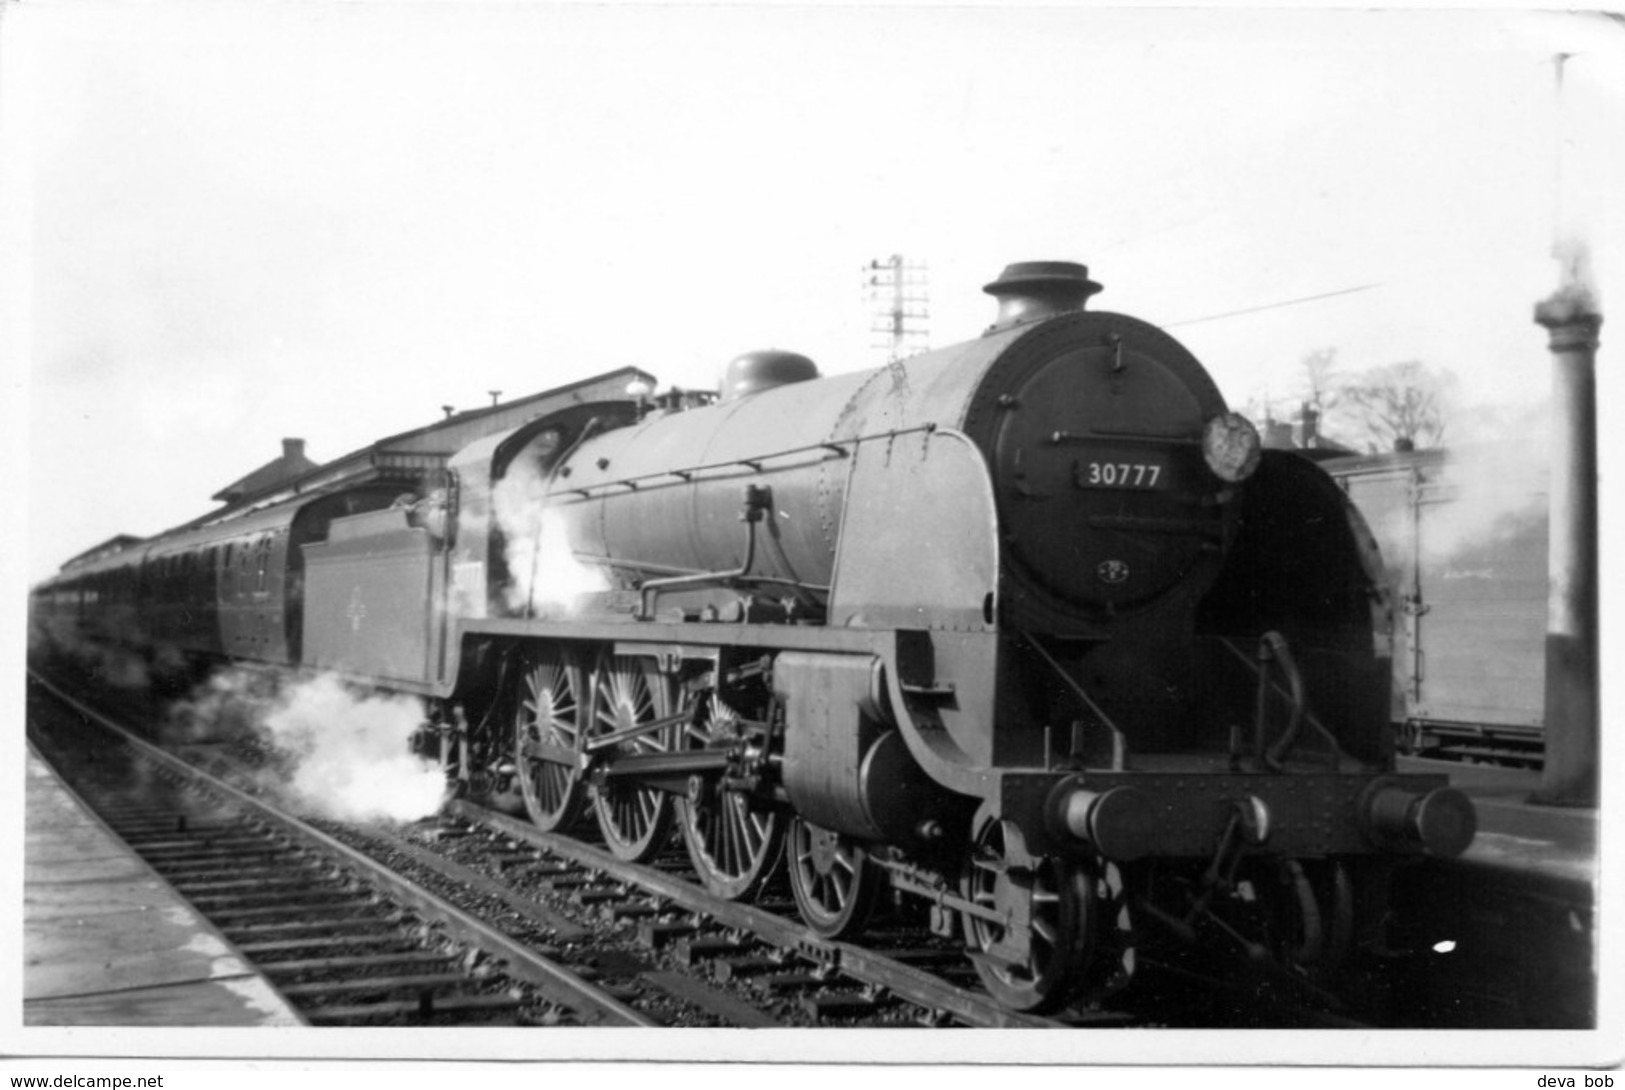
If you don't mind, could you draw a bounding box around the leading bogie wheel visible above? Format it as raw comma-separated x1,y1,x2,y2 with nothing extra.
676,694,785,900
786,817,877,939
961,813,1095,1013
513,648,587,832
587,653,676,862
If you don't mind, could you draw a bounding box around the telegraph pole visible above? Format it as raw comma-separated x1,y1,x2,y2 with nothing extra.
864,255,930,363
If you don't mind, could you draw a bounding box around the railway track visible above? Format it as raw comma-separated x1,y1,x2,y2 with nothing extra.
28,672,657,1027
359,801,1099,1028
29,667,1374,1030
27,670,1079,1028
310,797,1364,1030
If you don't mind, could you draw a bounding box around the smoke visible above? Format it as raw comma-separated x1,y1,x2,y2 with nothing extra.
161,665,278,745
80,642,154,691
165,667,445,823
1358,402,1550,575
1421,444,1547,570
28,606,154,691
1548,234,1600,318
490,453,607,615
259,674,445,823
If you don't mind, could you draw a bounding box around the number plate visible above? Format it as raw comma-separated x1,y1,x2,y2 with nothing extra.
1073,457,1169,491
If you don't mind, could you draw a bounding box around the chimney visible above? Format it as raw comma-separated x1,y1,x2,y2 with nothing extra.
1298,403,1320,448
983,261,1102,333
1261,418,1296,450
1529,286,1601,808
282,438,306,461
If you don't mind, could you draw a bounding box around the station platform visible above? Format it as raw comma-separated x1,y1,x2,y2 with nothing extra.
1400,756,1598,888
1388,756,1597,1028
23,745,304,1026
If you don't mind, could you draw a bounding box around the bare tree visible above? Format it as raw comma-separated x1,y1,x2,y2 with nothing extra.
1337,359,1455,452
1300,347,1341,412
1238,350,1346,449
1236,389,1273,427
1243,351,1452,454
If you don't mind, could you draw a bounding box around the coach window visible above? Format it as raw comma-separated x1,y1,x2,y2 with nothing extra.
256,539,269,594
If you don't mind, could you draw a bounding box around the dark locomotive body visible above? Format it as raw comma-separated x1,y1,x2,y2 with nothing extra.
31,262,1476,1012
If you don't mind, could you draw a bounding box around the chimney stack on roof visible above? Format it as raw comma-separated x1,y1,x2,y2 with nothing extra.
1261,418,1296,450
1298,404,1320,448
211,437,317,505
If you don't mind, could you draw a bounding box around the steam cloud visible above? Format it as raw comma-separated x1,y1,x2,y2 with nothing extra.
1360,403,1551,574
1423,456,1547,569
29,608,153,691
167,668,445,823
259,675,445,822
1551,234,1600,315
490,452,607,614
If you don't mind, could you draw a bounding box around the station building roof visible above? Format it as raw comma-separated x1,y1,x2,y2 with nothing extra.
195,366,657,527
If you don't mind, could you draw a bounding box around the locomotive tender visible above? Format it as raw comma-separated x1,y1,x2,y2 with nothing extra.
32,261,1475,1012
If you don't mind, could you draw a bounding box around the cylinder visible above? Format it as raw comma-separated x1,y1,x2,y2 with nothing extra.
1530,293,1601,808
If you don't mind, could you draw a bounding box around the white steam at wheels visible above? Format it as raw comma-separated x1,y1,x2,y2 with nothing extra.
167,668,444,823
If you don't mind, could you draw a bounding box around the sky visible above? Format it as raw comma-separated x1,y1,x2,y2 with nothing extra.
5,2,1623,587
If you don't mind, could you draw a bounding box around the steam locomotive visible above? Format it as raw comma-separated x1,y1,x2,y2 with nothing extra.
31,261,1475,1013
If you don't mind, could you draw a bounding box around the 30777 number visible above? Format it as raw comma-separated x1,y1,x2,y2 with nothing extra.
1078,460,1163,489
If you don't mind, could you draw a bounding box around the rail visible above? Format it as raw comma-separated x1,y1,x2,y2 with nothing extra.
448,800,1073,1029
27,669,654,1027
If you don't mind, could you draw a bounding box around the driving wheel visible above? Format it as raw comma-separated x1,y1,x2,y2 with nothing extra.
676,694,785,900
513,648,587,832
587,653,676,862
